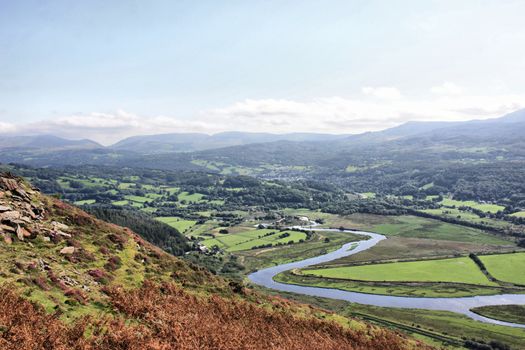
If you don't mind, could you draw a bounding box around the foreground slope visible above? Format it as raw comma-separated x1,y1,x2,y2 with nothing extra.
0,173,430,349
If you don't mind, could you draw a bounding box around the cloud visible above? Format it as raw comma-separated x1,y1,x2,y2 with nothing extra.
431,82,464,95
362,86,402,100
1,88,524,145
0,122,16,133
6,110,215,145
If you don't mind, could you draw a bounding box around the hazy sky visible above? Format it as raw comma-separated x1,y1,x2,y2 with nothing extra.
1,0,525,144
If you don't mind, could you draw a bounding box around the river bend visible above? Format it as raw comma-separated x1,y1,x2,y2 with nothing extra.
248,228,525,328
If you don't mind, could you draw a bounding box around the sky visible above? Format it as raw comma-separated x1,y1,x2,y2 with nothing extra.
1,0,525,145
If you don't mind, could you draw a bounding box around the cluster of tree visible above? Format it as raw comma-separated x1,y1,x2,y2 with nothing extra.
464,340,511,350
87,207,191,256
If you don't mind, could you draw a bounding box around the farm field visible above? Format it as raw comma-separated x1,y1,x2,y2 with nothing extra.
510,211,525,218
238,230,364,271
73,199,96,205
178,191,205,203
421,208,510,229
439,198,505,213
275,270,507,298
470,305,525,325
321,236,516,267
479,252,525,285
201,228,307,252
124,195,150,203
156,217,197,233
369,215,509,245
301,257,496,286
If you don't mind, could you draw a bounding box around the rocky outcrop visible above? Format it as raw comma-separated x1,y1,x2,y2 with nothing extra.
0,173,70,245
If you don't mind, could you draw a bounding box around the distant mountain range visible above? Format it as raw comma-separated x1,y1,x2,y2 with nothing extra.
0,108,524,170
0,134,102,151
110,131,349,153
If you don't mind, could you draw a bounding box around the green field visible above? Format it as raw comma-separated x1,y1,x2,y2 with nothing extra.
156,217,197,232
275,270,506,298
370,215,509,245
480,252,525,285
117,182,135,189
421,208,510,229
178,192,205,203
201,228,307,252
302,257,496,285
239,230,364,271
74,199,96,205
124,195,150,203
510,211,525,218
440,198,505,213
470,305,525,325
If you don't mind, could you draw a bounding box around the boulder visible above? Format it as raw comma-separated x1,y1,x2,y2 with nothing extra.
52,221,70,231
56,230,72,238
16,225,31,240
0,224,15,232
0,178,19,191
0,211,21,221
60,246,75,255
0,205,11,212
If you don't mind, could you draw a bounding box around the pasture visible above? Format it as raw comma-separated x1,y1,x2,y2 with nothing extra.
201,228,307,252
479,252,525,285
74,199,96,205
370,215,509,245
440,198,504,213
421,208,510,229
156,217,197,233
302,257,496,286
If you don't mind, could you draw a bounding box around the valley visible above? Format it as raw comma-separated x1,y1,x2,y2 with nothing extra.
4,3,525,348
2,109,525,349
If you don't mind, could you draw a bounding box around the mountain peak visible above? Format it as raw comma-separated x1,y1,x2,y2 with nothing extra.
499,108,525,123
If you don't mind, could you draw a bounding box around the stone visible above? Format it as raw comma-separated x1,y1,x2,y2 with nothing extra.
0,178,19,191
0,224,15,233
0,211,21,221
16,225,31,240
13,188,29,200
60,246,75,255
0,205,11,212
56,230,72,238
52,221,70,231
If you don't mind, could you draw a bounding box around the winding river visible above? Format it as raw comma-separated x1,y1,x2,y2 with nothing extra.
248,228,525,328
